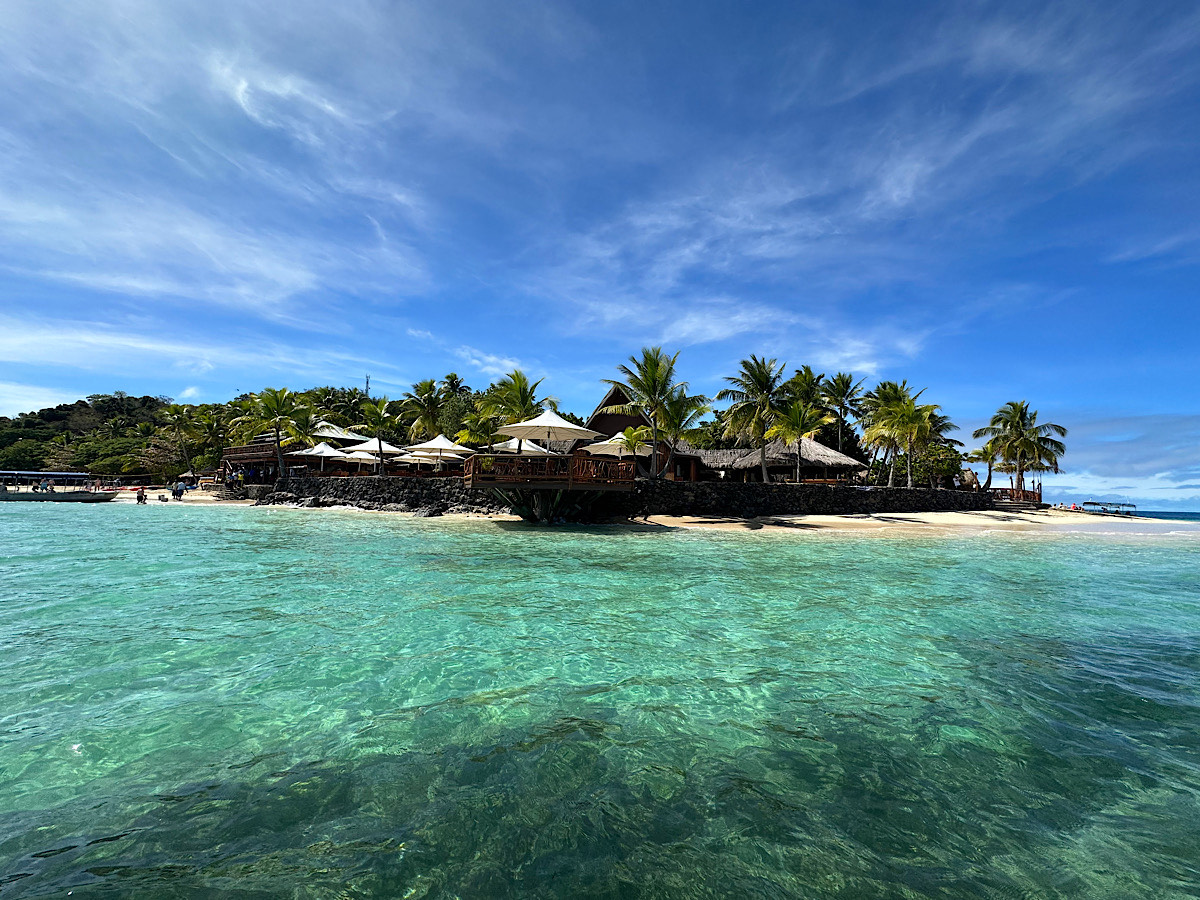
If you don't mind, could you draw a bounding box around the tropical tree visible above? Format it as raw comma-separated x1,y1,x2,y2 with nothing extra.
439,373,471,399
860,380,921,484
286,405,325,449
822,372,864,453
355,397,398,474
767,401,835,483
234,388,304,482
161,405,196,472
615,426,653,472
785,365,826,408
480,370,552,423
972,401,1067,492
656,387,710,476
456,408,501,451
866,398,943,488
966,441,998,492
401,379,443,442
600,346,683,479
716,355,789,482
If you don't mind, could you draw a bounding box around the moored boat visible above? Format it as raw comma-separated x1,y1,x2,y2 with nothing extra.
0,488,118,503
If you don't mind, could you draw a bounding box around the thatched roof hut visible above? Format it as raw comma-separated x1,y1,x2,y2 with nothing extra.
694,438,864,478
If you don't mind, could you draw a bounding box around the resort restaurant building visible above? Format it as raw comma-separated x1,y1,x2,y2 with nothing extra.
220,421,369,484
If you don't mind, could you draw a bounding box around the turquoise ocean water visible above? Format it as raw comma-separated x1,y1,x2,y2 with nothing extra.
2,504,1199,898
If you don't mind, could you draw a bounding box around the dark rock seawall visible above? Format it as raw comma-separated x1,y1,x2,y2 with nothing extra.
260,476,992,519
257,477,508,514
623,480,992,518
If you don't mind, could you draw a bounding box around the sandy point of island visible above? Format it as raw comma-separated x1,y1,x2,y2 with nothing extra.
106,492,1173,535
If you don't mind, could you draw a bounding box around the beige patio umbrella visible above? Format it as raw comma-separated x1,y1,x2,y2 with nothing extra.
493,438,557,455
583,433,653,458
496,409,600,453
340,449,380,473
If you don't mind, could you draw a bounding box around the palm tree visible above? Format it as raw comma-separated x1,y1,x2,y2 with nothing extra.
658,388,710,477
868,398,942,488
439,373,471,399
615,426,653,468
600,346,682,479
234,388,303,483
972,401,1067,492
456,408,501,451
785,365,826,408
716,355,789,482
822,372,864,453
355,397,398,474
161,405,196,472
480,370,551,423
479,370,553,453
860,380,921,484
966,441,998,492
401,380,443,442
767,401,835,483
286,405,324,449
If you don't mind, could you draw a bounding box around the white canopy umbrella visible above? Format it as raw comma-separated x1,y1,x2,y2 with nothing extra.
406,434,473,456
496,410,600,451
583,433,653,457
287,441,349,472
343,438,406,456
338,449,381,473
405,435,473,469
493,438,557,455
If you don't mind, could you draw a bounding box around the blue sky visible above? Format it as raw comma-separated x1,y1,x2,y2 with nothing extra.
1,1,1198,506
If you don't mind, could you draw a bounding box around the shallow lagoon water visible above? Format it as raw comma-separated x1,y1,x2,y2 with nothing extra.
2,504,1199,898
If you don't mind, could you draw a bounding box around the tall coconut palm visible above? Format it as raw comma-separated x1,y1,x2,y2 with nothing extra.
972,401,1067,492
785,365,827,408
868,398,941,488
767,401,835,483
716,355,789,482
355,397,398,474
439,373,471,399
161,405,196,472
601,346,683,479
860,380,921,483
822,372,864,453
401,380,443,442
234,388,303,483
658,388,710,477
192,410,230,459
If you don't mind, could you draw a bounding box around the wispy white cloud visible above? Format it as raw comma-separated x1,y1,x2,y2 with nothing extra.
0,314,409,386
453,345,522,378
0,382,84,418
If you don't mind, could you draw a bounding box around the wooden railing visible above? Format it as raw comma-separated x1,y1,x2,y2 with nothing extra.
989,487,1042,502
464,454,635,489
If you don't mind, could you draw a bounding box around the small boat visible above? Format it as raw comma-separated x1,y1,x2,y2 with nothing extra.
1081,501,1137,517
0,488,118,503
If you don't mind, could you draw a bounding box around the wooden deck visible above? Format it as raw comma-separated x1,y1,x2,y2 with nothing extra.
463,454,636,491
